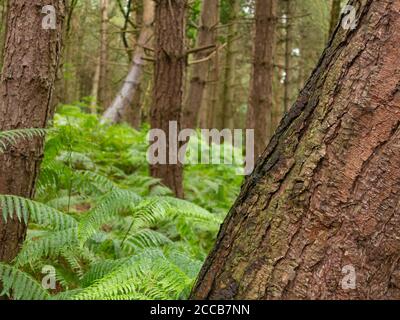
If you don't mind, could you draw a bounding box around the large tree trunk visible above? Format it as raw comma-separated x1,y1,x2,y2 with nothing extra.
182,0,218,129
149,0,186,198
102,0,154,124
0,0,65,263
150,0,187,198
191,0,400,300
246,0,277,160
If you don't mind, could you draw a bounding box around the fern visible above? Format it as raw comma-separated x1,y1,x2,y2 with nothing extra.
0,128,48,153
15,228,78,266
78,188,142,244
0,195,77,230
0,106,241,300
0,263,50,300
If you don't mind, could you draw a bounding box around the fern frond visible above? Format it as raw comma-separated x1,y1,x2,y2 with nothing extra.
0,128,48,153
78,189,141,244
0,262,50,300
15,228,78,266
0,195,78,230
121,229,173,254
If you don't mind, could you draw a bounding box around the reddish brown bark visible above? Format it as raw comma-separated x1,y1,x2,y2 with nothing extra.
192,0,400,299
246,0,277,159
149,0,186,198
0,0,65,262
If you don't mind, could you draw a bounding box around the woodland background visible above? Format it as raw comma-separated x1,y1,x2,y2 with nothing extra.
0,0,351,300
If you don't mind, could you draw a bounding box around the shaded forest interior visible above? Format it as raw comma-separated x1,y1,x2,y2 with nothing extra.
2,0,397,300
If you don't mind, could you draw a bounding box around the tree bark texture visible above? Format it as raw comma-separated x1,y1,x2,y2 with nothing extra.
246,0,277,159
149,0,186,198
191,0,400,300
0,0,65,262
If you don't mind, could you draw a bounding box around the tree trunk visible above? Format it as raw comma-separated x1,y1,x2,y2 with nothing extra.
0,0,65,263
220,0,239,130
98,0,109,108
0,0,8,70
246,0,277,159
283,0,293,112
329,0,342,37
182,0,218,129
149,0,186,198
89,56,101,113
102,0,154,124
191,0,400,300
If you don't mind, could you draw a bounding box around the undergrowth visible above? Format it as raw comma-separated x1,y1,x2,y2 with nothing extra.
0,103,242,300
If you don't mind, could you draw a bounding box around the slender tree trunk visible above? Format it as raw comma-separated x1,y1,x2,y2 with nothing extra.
183,0,218,129
98,0,109,108
209,48,221,129
220,0,239,130
191,0,400,300
246,0,277,159
149,0,186,198
102,0,154,124
90,56,101,113
0,0,65,263
283,0,293,112
329,0,342,37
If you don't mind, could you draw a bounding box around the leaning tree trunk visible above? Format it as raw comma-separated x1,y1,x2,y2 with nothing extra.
191,0,400,300
102,0,154,124
0,0,65,263
246,0,277,160
182,0,218,129
149,0,186,198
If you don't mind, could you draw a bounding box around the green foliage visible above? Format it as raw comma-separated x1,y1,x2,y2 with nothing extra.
0,104,242,300
0,263,50,300
0,128,48,153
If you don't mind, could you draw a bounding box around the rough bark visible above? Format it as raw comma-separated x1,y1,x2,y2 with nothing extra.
0,0,65,263
191,0,400,300
182,0,218,129
329,0,342,37
0,0,8,70
102,0,154,124
246,0,277,159
149,0,186,198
